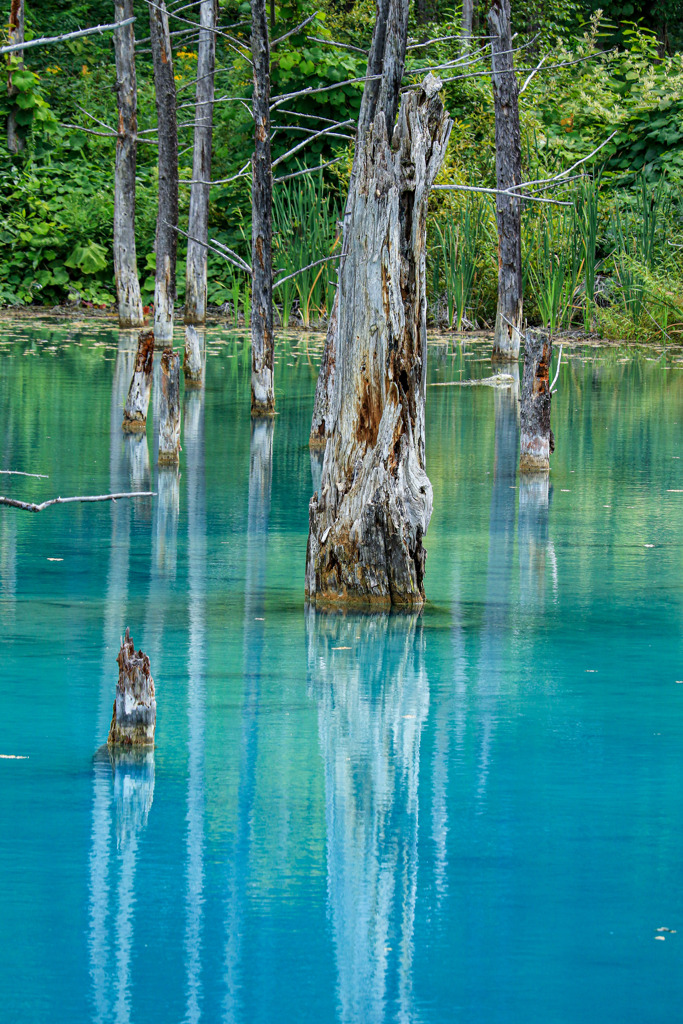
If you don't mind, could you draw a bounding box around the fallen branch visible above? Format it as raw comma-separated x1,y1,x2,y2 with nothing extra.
0,17,135,55
0,470,48,479
0,491,155,513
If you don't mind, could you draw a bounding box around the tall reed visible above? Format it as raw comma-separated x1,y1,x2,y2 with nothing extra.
433,193,490,330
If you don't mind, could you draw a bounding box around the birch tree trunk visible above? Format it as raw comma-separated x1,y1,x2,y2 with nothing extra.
488,0,523,361
184,0,216,325
7,0,25,153
519,329,553,472
309,0,410,447
150,0,178,343
113,0,144,328
250,0,274,416
305,74,452,608
460,0,474,51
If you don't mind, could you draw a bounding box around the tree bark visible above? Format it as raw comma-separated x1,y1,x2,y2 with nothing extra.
488,0,523,361
7,0,25,153
149,0,178,343
519,329,552,472
183,324,204,387
308,0,410,447
158,347,181,464
460,0,474,50
305,74,452,609
122,329,154,432
113,0,144,328
184,0,216,324
250,0,274,416
108,627,156,746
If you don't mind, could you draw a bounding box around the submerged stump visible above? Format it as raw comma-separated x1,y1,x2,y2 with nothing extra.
520,329,553,473
158,347,181,464
122,330,154,433
183,325,203,387
108,627,156,746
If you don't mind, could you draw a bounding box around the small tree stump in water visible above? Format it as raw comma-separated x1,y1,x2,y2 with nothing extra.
520,329,552,473
108,628,156,746
122,330,154,433
158,347,181,464
183,325,203,387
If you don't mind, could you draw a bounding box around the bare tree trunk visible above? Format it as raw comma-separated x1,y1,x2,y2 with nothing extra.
113,0,144,328
122,330,154,432
519,329,552,472
460,0,474,50
309,0,411,447
305,73,452,609
184,0,216,325
108,628,156,746
183,324,204,386
158,347,181,464
488,0,523,361
250,0,274,416
149,0,178,343
7,0,25,153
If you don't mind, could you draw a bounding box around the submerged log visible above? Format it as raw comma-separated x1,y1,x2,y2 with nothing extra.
122,330,154,432
183,324,204,387
488,0,523,361
519,329,552,473
305,74,452,608
158,347,181,464
108,627,156,746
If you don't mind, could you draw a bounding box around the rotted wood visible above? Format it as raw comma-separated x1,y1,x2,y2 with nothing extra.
7,0,25,153
122,330,154,432
113,0,144,327
305,74,452,609
488,0,523,361
250,0,275,416
108,627,156,746
149,0,178,343
519,329,553,473
308,0,410,447
184,0,217,324
183,324,204,387
158,348,181,464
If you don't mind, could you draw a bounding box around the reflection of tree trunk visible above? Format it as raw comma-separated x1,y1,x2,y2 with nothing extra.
183,379,206,1023
0,517,17,629
518,473,551,609
150,0,178,343
307,609,428,1024
113,0,144,328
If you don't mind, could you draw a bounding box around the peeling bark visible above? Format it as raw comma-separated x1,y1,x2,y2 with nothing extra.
108,627,156,746
7,0,25,154
250,0,274,416
519,329,552,472
305,74,452,609
158,347,181,464
309,0,410,447
183,324,204,387
150,0,178,343
122,330,154,432
488,0,523,361
184,0,216,324
113,0,144,328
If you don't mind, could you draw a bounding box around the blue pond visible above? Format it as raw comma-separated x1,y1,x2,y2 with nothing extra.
0,321,682,1023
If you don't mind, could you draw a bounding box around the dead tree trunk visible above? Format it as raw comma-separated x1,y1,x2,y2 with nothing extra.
113,0,144,327
108,628,156,746
305,73,452,609
7,0,25,153
183,324,204,386
149,0,178,343
184,0,216,324
460,0,474,50
122,330,154,432
519,329,552,472
250,0,274,416
309,0,411,447
488,0,523,361
158,347,181,464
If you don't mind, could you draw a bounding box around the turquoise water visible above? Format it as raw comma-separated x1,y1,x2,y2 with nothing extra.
1,322,682,1023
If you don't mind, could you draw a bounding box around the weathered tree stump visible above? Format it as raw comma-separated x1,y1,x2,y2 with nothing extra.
183,325,204,387
305,74,452,608
489,0,523,361
108,628,156,746
122,330,154,432
158,348,181,464
520,329,553,472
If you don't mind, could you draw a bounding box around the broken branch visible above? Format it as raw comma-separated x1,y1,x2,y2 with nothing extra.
0,491,155,512
0,17,135,55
